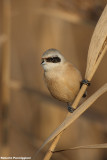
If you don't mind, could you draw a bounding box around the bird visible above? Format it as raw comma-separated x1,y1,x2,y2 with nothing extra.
41,48,87,113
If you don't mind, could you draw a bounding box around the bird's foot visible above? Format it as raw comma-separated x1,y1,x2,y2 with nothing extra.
80,79,91,87
67,105,75,113
82,91,87,98
80,79,91,98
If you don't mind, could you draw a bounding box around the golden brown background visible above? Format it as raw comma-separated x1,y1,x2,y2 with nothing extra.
0,0,107,160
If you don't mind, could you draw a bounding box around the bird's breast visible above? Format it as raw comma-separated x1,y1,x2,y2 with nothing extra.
44,68,80,103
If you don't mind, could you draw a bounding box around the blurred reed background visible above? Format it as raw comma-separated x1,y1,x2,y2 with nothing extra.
0,0,107,160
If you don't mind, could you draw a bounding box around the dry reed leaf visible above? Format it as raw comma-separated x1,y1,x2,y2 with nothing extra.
73,4,107,108
34,83,107,159
85,4,107,79
53,143,107,153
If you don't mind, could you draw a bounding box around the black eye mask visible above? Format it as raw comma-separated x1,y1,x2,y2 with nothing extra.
46,57,61,63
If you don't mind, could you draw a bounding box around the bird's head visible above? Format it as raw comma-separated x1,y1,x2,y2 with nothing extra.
41,49,66,71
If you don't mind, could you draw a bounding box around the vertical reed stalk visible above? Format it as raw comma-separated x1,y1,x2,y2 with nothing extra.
1,0,11,156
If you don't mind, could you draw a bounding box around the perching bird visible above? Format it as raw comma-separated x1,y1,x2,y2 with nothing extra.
41,48,87,113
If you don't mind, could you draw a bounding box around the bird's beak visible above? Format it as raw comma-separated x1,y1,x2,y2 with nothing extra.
41,59,46,65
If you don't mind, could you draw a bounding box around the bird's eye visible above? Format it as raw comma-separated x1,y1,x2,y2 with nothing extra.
46,57,53,62
46,57,61,63
52,57,61,63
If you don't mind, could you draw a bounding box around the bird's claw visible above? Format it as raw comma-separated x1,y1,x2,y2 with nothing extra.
68,106,75,113
81,79,91,87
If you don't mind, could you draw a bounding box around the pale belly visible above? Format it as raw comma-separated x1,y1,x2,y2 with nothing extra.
44,63,82,103
45,77,80,103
